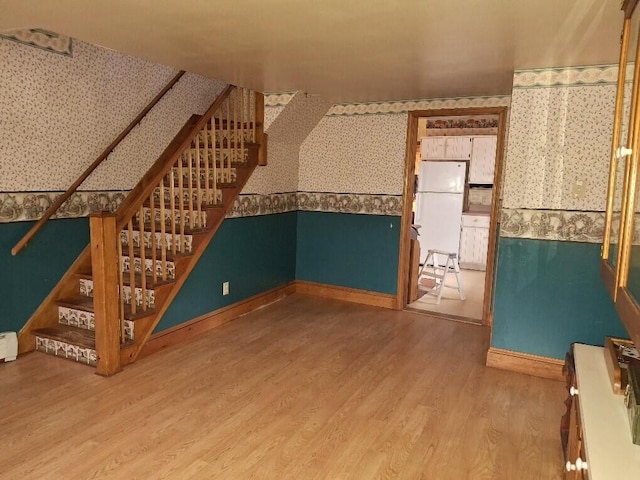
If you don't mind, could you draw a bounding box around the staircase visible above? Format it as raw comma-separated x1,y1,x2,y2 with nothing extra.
19,85,265,375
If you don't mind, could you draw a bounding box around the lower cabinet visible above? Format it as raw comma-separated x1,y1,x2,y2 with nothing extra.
561,343,640,479
563,351,589,479
459,214,489,270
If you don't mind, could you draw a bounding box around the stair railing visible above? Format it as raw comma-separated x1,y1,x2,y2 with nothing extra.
91,85,264,375
11,70,186,256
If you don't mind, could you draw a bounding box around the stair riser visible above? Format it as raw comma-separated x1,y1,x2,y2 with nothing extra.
35,337,97,366
79,278,155,309
120,230,193,254
172,167,237,184
138,207,208,229
197,130,254,145
185,149,249,165
58,305,134,341
121,256,176,279
151,187,222,206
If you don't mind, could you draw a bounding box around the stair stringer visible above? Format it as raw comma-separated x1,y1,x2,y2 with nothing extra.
17,247,91,353
119,155,259,366
16,114,205,355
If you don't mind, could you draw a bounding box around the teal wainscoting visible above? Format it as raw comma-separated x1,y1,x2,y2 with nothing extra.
156,212,297,332
0,218,89,333
296,211,400,295
492,237,628,359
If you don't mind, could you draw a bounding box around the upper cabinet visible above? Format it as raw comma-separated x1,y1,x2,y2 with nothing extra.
420,135,497,186
420,136,472,160
602,0,640,349
469,136,497,184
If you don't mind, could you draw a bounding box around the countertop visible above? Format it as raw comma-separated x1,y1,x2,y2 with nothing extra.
574,343,640,478
463,205,491,216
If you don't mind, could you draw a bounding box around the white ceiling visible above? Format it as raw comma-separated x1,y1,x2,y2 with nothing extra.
0,0,625,103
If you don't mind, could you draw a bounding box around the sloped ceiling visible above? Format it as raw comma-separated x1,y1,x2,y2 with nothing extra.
0,0,624,103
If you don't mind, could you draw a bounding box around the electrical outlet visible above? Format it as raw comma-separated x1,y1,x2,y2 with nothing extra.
222,281,229,296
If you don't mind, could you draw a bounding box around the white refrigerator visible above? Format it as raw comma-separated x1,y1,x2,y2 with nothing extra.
415,161,466,260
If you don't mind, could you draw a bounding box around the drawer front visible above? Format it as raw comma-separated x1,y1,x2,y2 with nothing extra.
461,214,490,228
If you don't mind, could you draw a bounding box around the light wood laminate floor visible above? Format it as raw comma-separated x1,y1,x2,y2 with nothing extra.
0,294,565,479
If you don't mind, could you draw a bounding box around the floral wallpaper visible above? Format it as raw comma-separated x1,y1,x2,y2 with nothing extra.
502,82,616,211
242,92,332,195
0,36,226,193
299,95,510,196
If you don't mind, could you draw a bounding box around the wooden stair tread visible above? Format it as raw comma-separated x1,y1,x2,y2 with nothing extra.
57,295,156,320
57,295,94,311
75,272,175,289
122,273,175,289
34,325,95,349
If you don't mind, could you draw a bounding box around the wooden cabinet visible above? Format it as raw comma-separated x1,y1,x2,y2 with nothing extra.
469,136,497,184
563,353,589,479
459,214,489,270
420,136,472,160
561,344,640,479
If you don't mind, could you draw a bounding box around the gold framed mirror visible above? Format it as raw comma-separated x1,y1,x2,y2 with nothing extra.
609,0,640,349
602,2,639,299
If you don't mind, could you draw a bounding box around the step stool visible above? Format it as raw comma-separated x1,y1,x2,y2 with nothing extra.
418,250,466,305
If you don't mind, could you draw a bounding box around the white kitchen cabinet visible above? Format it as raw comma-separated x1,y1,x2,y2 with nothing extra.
420,137,446,159
420,136,472,160
469,136,497,184
459,214,489,270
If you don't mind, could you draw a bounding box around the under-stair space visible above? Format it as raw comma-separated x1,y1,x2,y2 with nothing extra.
20,85,265,375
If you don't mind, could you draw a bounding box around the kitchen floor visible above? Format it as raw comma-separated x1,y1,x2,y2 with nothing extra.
407,268,485,323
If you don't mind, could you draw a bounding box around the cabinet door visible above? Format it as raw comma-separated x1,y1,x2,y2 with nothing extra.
459,227,474,264
420,137,446,160
445,136,472,160
470,136,497,184
564,394,589,479
460,216,490,269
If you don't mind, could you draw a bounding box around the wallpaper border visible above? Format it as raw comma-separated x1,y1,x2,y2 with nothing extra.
296,192,403,216
500,208,605,243
0,191,405,223
0,191,126,223
264,92,296,107
326,95,511,116
0,29,73,57
513,64,619,89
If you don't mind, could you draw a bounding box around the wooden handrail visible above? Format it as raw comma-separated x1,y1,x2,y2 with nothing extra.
11,70,186,256
114,84,236,231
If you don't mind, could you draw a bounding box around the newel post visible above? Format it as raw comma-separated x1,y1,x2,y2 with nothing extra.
90,211,122,376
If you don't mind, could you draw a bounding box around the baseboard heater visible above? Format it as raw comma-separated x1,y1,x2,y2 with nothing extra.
0,332,17,362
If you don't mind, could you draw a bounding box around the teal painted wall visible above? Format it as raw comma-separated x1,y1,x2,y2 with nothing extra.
156,212,297,331
492,238,628,359
295,211,400,294
0,218,89,333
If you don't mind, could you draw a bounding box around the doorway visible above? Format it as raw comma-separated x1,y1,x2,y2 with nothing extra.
395,107,508,327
